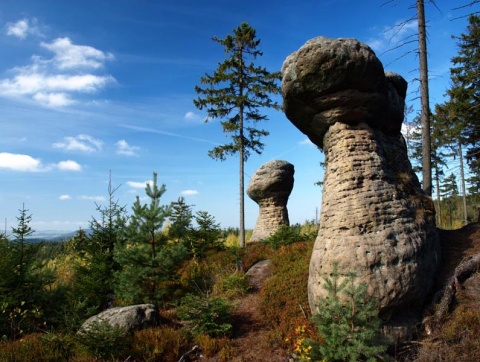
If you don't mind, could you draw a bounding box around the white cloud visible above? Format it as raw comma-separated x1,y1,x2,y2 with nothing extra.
0,152,82,172
7,19,29,39
126,180,152,189
53,134,103,153
367,19,418,53
57,160,82,171
6,18,40,39
0,36,115,107
41,37,114,70
78,195,106,202
181,189,199,196
385,20,418,44
116,139,140,156
33,92,72,107
59,194,71,200
0,70,114,97
184,111,202,121
0,152,46,172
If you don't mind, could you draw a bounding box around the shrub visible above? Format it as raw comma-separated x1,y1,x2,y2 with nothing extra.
290,325,324,362
194,333,233,358
0,333,76,362
213,272,251,299
131,327,189,362
40,333,76,361
309,262,388,362
176,294,234,337
260,241,317,347
241,242,274,271
178,248,239,297
76,320,131,361
0,301,43,341
415,304,480,362
265,224,317,249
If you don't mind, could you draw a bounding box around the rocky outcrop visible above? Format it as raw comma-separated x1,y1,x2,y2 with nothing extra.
79,304,158,334
282,36,440,330
247,160,294,242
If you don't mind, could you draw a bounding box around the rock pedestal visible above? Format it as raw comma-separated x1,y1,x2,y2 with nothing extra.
281,36,440,329
247,160,294,242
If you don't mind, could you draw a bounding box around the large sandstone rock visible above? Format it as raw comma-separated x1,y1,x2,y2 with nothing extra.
79,304,158,334
281,36,440,329
247,160,294,242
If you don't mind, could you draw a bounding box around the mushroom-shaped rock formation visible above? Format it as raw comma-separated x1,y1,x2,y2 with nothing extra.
247,160,294,242
282,37,440,333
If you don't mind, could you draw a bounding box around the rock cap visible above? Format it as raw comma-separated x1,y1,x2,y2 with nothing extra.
282,36,407,148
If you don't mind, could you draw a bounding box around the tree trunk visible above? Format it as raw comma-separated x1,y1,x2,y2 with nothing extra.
458,140,468,225
239,111,246,249
435,163,442,226
417,0,432,196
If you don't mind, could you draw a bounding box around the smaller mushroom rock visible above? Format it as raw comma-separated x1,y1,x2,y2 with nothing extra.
247,160,294,242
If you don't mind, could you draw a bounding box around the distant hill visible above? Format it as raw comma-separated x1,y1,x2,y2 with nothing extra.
4,229,92,243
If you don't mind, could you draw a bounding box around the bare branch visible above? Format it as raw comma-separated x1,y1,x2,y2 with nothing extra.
452,0,480,11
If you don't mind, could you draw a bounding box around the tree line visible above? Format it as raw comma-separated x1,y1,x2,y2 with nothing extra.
405,14,480,228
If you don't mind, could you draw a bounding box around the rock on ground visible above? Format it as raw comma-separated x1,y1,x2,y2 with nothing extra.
79,304,158,334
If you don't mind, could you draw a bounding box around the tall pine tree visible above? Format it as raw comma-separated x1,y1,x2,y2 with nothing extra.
447,15,480,186
194,22,281,248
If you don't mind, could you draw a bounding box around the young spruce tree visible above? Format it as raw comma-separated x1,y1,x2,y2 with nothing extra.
168,196,193,243
0,205,45,339
71,175,127,314
115,173,186,305
184,210,223,259
310,262,387,362
194,22,281,248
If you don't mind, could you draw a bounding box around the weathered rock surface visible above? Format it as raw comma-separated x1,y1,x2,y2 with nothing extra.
247,160,294,242
281,36,440,328
79,304,158,334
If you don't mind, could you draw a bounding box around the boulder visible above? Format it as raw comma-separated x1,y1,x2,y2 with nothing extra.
247,160,294,242
281,36,440,334
246,259,272,291
79,304,158,334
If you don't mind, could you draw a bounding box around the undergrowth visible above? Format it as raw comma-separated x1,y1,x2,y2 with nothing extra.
259,240,319,348
415,304,480,361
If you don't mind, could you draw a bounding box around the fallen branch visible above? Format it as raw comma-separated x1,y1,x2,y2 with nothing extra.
178,345,202,362
423,253,480,334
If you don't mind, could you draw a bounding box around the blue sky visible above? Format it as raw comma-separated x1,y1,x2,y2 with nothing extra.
0,0,478,233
